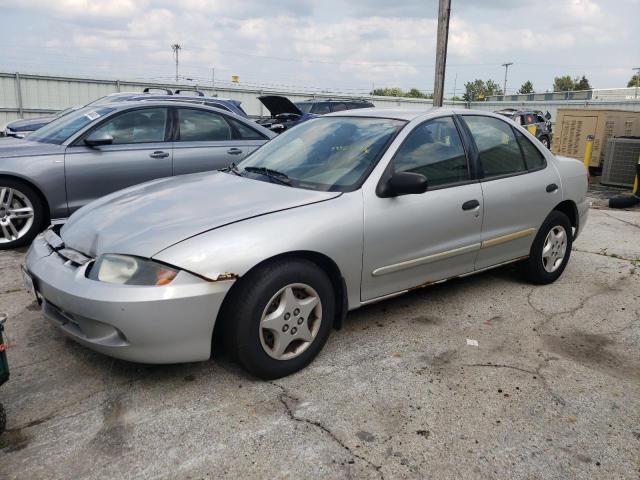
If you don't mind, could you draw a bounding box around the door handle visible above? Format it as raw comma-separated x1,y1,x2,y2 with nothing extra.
227,148,243,155
462,199,480,211
149,151,169,159
546,183,559,193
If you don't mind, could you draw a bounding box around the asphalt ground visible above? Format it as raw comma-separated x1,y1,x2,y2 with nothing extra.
0,206,639,479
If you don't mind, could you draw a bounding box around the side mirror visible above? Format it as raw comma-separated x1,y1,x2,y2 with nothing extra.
84,132,113,147
270,123,286,134
544,111,552,120
378,172,428,198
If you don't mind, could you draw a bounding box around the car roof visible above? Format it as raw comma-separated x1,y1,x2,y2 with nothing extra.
95,100,255,122
326,107,517,122
325,107,438,121
296,99,372,104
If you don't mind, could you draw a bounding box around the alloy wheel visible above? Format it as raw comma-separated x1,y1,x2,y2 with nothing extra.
259,283,322,361
542,225,567,273
0,187,35,244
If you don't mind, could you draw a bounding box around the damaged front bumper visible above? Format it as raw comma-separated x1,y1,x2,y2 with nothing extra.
24,232,234,364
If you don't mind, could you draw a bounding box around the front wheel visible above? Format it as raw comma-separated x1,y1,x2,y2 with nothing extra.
0,180,44,249
523,210,572,284
223,259,335,379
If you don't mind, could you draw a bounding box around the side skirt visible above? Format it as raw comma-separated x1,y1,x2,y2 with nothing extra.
360,255,529,307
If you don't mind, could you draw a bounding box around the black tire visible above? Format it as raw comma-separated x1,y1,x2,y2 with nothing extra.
523,210,573,285
539,136,550,149
0,402,6,435
0,179,45,250
223,259,335,379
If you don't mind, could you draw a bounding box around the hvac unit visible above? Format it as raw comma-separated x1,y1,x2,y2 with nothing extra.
601,137,640,188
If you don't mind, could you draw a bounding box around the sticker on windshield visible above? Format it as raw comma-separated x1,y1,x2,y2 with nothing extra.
84,111,101,121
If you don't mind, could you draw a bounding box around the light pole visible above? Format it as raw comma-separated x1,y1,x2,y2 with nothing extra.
501,62,513,97
171,44,181,83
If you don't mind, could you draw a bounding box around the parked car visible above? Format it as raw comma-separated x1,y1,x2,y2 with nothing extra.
23,109,588,379
1,89,249,138
2,106,81,138
495,108,553,148
0,101,274,249
256,96,374,133
89,88,250,118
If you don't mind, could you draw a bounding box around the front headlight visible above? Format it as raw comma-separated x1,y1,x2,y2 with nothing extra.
87,254,178,286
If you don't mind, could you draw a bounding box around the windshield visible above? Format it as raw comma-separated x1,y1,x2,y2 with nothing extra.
28,106,116,144
237,116,405,191
294,103,313,114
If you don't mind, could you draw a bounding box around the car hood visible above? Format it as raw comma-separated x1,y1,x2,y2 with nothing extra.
0,138,64,158
61,171,342,259
258,95,303,117
7,116,54,131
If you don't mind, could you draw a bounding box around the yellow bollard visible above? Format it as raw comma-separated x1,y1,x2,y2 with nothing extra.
583,135,594,170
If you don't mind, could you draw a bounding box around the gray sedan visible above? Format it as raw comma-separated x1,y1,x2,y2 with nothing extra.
0,101,274,248
24,108,588,379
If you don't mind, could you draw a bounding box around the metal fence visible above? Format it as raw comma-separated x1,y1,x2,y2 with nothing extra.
0,72,434,125
2,71,640,126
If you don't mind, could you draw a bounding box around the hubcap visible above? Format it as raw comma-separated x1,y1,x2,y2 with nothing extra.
259,283,322,361
0,187,35,244
542,225,567,273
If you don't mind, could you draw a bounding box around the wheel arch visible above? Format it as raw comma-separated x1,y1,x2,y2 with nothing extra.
0,173,51,224
552,199,578,236
213,250,348,350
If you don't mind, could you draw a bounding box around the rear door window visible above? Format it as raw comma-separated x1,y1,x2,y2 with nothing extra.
177,108,232,141
463,115,527,178
515,129,546,170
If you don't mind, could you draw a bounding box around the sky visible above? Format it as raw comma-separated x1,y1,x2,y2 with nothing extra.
0,0,637,96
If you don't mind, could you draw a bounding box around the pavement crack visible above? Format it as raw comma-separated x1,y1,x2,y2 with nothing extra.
572,247,639,264
270,381,384,479
601,211,640,230
463,363,537,375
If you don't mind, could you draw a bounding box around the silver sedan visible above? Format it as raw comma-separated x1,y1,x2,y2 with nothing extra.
24,108,588,379
0,101,274,249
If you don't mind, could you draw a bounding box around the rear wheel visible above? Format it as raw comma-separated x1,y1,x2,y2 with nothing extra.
223,259,335,379
539,135,550,149
0,180,44,249
523,210,572,284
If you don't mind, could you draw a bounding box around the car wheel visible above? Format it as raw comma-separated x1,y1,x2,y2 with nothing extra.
224,259,335,379
540,136,550,149
523,210,572,285
0,180,44,250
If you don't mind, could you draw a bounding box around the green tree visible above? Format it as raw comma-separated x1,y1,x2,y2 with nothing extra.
463,79,503,101
627,74,640,88
574,75,591,90
518,80,535,94
370,87,432,99
553,75,575,92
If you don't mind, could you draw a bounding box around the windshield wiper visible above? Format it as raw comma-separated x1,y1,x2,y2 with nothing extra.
243,166,291,186
221,162,243,176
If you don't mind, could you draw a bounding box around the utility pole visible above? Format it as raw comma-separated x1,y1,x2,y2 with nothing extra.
211,67,215,90
433,0,451,107
501,62,513,97
633,67,640,99
171,44,181,83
